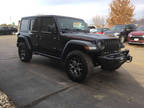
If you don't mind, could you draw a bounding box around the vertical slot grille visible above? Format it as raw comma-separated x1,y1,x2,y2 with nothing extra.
103,39,120,53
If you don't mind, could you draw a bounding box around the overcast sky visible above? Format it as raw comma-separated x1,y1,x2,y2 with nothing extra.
0,0,143,25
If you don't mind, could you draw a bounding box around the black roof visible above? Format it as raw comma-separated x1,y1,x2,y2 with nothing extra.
22,15,84,21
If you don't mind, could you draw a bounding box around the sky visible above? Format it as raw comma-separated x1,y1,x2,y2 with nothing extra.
0,0,143,25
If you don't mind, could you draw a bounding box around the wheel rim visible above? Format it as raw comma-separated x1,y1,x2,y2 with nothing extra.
19,45,26,60
68,56,84,78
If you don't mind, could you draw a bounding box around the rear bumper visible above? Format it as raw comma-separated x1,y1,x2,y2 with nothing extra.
98,50,132,67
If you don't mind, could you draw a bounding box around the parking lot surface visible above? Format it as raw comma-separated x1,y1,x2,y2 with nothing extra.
0,35,144,108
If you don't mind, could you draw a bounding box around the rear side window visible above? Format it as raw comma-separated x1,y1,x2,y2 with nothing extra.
41,17,56,33
20,19,29,32
30,19,39,32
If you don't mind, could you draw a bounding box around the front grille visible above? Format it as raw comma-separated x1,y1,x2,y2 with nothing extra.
130,36,144,40
102,39,120,53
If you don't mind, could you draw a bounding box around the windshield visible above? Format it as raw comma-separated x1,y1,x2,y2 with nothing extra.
56,17,88,33
110,25,125,31
136,26,144,31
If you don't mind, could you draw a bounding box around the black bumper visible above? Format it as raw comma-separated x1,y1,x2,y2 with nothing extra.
99,50,132,67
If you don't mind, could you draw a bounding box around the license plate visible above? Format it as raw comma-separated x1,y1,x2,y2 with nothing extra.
134,38,139,41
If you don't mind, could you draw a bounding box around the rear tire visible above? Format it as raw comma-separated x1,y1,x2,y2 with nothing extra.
65,50,93,82
18,42,32,62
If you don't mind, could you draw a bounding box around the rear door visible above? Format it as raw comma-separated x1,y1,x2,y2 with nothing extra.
30,18,40,51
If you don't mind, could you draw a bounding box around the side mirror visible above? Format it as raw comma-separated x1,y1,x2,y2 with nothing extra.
48,26,58,34
52,28,58,34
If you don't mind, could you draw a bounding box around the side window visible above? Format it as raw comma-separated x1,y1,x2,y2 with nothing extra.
127,25,136,30
30,19,39,32
130,24,136,30
20,19,29,32
41,17,56,33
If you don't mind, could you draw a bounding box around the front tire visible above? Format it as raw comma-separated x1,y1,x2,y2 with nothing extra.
18,42,32,62
65,50,93,82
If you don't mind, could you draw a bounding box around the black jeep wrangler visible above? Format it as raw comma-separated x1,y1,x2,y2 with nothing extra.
17,15,132,82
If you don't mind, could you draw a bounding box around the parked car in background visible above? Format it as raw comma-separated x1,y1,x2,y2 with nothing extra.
90,28,109,35
8,27,17,33
88,26,96,29
104,24,136,43
128,26,144,45
0,26,17,35
0,26,10,35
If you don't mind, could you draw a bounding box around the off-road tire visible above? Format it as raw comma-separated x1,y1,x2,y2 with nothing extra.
18,42,32,62
65,50,93,82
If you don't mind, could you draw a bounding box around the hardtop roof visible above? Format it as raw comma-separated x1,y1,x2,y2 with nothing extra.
21,15,84,21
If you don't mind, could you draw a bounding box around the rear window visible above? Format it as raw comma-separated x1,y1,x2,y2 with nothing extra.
20,19,29,32
126,24,136,30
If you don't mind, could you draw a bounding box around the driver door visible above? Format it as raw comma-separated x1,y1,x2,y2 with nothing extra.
38,17,60,56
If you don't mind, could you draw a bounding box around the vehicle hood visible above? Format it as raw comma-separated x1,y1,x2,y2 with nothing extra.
104,30,121,36
129,31,144,36
62,32,117,41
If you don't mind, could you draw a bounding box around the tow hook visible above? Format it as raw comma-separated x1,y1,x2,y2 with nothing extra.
122,49,132,63
126,56,133,63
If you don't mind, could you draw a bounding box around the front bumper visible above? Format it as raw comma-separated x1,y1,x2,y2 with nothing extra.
99,50,132,67
128,41,144,45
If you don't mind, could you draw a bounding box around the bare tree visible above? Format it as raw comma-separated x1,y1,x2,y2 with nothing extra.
136,18,144,26
92,16,107,28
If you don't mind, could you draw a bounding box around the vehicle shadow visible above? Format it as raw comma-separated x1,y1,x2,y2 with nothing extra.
22,55,144,105
31,56,144,91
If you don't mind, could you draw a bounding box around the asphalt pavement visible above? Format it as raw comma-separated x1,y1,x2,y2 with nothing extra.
0,35,144,108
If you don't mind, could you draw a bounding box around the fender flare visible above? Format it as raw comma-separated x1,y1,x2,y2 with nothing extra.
17,36,32,50
61,40,96,58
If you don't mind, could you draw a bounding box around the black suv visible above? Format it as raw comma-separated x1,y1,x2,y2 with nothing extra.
104,24,136,43
0,26,10,35
17,15,132,82
0,26,17,35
